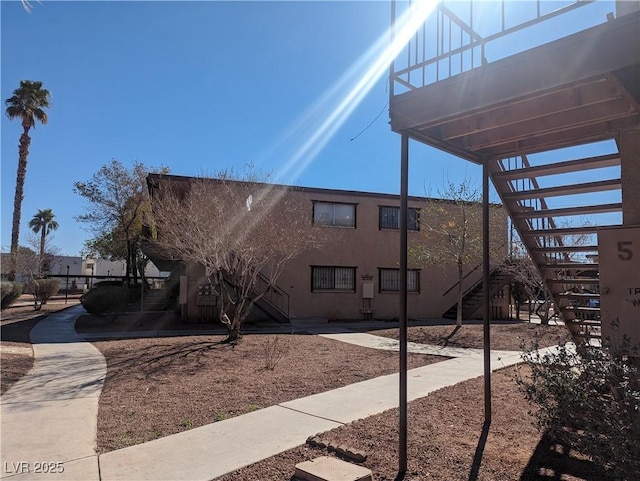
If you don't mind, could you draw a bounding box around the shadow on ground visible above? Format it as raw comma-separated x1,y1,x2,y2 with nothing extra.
520,432,617,481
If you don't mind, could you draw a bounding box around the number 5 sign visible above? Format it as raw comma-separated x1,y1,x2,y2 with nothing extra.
599,226,640,352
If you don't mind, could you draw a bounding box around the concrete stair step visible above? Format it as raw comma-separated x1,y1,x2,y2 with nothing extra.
294,457,372,481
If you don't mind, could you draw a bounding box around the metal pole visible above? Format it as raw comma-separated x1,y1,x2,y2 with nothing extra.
482,159,492,424
389,0,396,99
399,133,409,475
65,265,69,304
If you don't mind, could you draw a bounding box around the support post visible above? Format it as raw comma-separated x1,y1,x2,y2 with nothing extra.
399,133,409,475
65,265,69,304
482,159,492,424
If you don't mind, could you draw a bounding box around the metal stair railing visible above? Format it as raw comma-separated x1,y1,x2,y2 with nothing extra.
442,266,511,319
490,155,612,343
225,251,290,322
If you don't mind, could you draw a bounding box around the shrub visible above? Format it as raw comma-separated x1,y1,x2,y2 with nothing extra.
28,279,60,305
80,286,131,317
1,281,23,309
516,332,640,478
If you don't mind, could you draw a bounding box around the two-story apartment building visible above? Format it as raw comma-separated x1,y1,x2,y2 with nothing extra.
145,173,508,323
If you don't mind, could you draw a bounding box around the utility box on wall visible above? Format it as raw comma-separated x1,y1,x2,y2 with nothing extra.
599,225,640,353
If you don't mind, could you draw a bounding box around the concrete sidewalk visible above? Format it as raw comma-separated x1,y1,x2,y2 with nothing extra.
1,305,106,481
98,342,532,481
1,308,555,481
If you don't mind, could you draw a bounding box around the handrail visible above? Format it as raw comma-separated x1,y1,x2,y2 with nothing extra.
226,250,290,320
441,261,482,297
390,0,601,90
253,269,290,319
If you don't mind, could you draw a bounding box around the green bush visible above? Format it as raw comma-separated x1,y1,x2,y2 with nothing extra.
516,332,640,478
28,279,60,305
1,281,24,309
80,286,131,317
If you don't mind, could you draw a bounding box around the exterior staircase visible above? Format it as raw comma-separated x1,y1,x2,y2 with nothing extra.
388,0,638,345
490,152,622,344
443,268,510,320
251,270,290,323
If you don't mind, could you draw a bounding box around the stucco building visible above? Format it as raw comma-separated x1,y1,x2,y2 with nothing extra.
145,174,509,323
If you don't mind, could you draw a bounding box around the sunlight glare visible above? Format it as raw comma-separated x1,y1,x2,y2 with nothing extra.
230,0,439,242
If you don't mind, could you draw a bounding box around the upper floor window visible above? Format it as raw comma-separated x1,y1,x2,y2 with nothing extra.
311,266,356,292
379,206,419,231
379,268,420,293
313,201,356,228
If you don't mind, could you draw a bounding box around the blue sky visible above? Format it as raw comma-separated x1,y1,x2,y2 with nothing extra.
1,0,618,257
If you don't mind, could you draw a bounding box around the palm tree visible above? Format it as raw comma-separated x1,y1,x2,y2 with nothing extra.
28,209,59,275
5,80,51,280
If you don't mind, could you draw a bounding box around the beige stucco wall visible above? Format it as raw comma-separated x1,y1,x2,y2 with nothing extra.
277,188,506,320
176,183,508,322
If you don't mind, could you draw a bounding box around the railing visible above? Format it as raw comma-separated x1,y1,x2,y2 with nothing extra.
498,155,571,265
391,0,612,93
253,270,290,320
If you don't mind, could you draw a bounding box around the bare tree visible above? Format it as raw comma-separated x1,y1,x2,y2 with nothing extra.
410,180,505,326
149,174,329,341
499,218,597,324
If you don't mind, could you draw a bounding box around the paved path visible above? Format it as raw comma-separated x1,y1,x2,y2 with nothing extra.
1,310,559,481
99,331,540,481
1,305,106,481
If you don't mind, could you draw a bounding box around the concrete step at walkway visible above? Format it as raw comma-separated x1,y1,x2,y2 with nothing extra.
1,306,106,481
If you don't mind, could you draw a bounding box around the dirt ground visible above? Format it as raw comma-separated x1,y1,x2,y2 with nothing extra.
218,366,618,481
369,321,572,351
0,295,81,394
1,303,618,480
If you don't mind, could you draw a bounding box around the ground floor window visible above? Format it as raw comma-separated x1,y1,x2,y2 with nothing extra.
311,266,356,291
379,268,420,293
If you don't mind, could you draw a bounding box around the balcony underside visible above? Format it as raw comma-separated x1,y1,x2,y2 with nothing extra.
390,11,640,163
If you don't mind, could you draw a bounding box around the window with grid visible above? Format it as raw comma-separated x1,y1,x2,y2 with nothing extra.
379,268,420,293
311,266,356,291
379,206,419,231
313,202,356,227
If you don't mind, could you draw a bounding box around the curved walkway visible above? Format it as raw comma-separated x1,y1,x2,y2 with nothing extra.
1,310,560,481
1,305,106,481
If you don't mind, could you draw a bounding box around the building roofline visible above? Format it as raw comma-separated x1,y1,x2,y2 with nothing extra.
147,173,502,207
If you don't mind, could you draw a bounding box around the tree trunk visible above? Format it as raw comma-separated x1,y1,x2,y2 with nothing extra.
39,227,46,276
456,258,463,327
9,127,31,281
125,241,132,285
226,323,241,342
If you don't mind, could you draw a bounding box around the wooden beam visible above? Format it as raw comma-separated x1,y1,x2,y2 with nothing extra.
512,203,622,218
435,78,620,141
503,179,621,200
465,98,635,151
522,226,599,236
390,12,640,132
493,153,620,180
480,116,638,158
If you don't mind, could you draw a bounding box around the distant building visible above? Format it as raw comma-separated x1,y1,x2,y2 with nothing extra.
1,252,166,290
